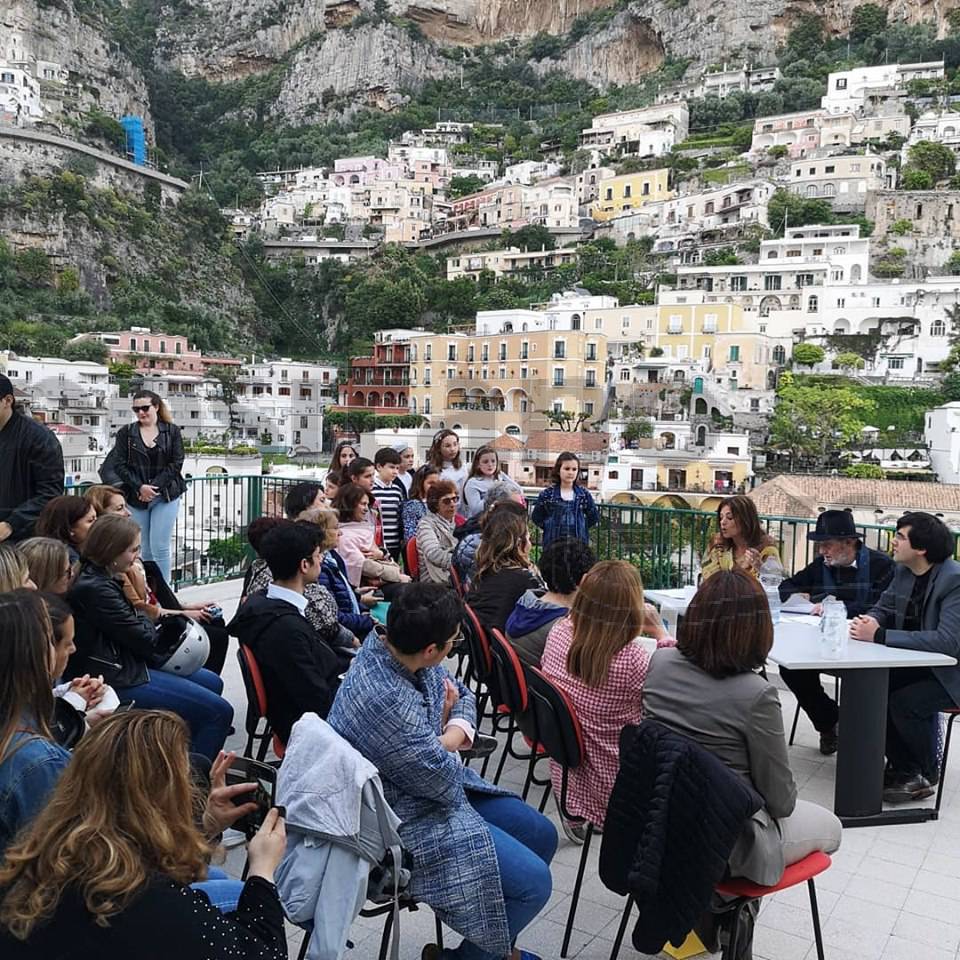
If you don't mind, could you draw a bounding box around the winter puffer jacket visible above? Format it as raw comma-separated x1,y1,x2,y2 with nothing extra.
504,589,569,667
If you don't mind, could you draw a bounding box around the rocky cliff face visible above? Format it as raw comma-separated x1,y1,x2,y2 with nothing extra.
5,0,153,133
273,21,455,123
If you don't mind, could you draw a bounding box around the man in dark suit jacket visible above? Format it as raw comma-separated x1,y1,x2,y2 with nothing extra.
778,510,895,756
851,512,960,803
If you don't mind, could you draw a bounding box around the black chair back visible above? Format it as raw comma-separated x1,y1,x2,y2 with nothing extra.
488,628,529,715
522,665,585,771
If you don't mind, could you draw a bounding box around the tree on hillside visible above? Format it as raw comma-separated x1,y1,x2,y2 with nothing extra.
792,343,825,367
541,409,590,431
505,224,555,251
768,382,875,465
447,174,487,199
850,4,888,42
63,340,109,363
209,365,241,436
834,351,866,371
906,141,956,183
767,190,834,236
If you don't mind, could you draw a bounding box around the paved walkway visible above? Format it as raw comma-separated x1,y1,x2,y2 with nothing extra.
182,581,960,960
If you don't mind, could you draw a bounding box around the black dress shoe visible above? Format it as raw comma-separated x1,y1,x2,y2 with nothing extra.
818,725,838,756
883,774,934,804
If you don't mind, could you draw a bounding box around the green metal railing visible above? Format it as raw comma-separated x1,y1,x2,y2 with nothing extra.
70,476,905,589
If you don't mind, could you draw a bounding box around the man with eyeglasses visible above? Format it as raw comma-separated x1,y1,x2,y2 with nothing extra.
0,374,65,543
328,582,558,960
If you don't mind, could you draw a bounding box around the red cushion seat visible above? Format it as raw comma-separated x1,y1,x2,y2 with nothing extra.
715,851,831,899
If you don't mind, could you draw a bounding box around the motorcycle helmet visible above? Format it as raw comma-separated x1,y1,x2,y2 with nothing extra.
153,615,210,676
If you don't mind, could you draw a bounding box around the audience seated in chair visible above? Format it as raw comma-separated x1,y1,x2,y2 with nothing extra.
35,496,97,568
229,520,350,745
541,561,674,842
506,538,595,668
465,510,543,634
0,544,36,592
416,479,459,585
0,589,72,857
402,465,441,547
452,485,526,592
643,570,841,886
17,538,71,594
67,514,232,762
0,711,289,959
328,583,558,960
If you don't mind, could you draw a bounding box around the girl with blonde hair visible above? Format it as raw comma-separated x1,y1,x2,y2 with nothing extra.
17,538,71,594
0,710,288,957
0,543,34,592
540,560,674,838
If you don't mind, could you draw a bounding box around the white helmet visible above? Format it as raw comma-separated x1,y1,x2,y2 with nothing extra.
155,617,210,677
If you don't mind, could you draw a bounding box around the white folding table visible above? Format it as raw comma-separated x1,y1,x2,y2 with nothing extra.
643,591,958,827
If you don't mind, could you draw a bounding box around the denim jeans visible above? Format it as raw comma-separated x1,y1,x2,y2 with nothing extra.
193,866,243,913
115,667,233,762
448,794,557,960
128,496,181,584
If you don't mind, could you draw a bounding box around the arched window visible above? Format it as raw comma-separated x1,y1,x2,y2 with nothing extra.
773,345,786,364
807,295,818,313
932,319,946,336
695,397,708,415
696,425,707,446
806,185,819,198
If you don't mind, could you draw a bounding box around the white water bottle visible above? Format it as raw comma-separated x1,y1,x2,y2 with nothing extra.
758,557,785,624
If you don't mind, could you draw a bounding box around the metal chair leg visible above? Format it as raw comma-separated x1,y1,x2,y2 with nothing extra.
608,896,634,960
435,913,444,948
788,702,800,746
936,712,958,813
720,901,745,960
492,715,514,785
808,879,825,960
297,930,311,960
561,823,595,957
377,908,395,960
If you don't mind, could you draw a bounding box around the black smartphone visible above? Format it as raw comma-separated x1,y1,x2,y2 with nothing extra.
115,700,136,713
225,757,278,839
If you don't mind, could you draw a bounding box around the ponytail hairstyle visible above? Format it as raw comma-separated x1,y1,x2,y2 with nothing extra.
132,389,173,425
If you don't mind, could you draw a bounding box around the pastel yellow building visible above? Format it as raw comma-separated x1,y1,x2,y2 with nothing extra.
584,300,789,392
589,168,672,222
406,330,608,436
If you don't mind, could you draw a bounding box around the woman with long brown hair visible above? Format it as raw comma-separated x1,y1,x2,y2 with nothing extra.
108,389,186,584
643,570,841,884
0,589,71,856
0,711,288,958
35,496,97,566
701,494,780,581
464,508,542,632
540,561,672,840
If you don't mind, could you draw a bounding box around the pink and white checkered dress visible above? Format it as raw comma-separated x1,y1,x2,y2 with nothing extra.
540,616,674,828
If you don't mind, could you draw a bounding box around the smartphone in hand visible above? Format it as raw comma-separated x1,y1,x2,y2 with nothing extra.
226,757,278,839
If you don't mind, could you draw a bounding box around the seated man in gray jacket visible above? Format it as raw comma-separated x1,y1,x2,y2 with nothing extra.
851,512,960,803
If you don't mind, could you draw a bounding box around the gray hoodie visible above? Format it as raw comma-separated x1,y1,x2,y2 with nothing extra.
504,588,570,668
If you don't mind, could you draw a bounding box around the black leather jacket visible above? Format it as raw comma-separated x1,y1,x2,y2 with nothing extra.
112,421,187,508
67,562,158,688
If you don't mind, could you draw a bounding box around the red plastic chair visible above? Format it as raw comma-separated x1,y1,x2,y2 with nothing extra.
608,851,832,960
450,565,464,597
236,645,273,761
486,629,532,785
405,537,420,580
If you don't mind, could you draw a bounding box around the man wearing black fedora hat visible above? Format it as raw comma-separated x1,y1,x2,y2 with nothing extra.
778,509,895,755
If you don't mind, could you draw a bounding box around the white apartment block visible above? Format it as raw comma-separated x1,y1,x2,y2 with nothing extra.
0,61,42,124
451,159,499,183
787,154,888,210
580,103,689,158
0,353,116,465
818,109,911,149
446,246,579,281
385,145,451,187
925,402,960,483
501,160,562,185
520,177,578,228
821,62,944,116
750,110,824,157
656,64,779,104
475,292,619,336
906,111,960,159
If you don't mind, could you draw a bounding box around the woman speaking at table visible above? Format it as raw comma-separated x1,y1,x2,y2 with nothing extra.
701,496,780,581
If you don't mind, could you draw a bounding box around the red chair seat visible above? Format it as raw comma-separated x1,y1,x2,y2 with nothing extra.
521,734,548,755
716,852,831,899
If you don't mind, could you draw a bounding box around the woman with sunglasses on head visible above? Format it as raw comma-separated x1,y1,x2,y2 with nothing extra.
416,480,459,585
108,390,185,585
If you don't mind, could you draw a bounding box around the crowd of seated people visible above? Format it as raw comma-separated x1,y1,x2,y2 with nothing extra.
41,452,960,960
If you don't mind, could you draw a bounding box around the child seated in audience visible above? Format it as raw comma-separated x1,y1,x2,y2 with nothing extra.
333,483,410,591
0,589,71,856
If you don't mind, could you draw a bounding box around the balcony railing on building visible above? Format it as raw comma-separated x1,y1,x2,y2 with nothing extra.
70,476,924,593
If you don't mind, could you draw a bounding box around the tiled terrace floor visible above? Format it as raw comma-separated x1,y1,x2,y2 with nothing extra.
182,580,960,960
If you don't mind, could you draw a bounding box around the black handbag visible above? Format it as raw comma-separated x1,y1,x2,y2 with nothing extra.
98,443,122,486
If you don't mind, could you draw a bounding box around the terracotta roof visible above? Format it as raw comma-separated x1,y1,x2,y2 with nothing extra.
525,431,609,454
45,423,88,435
492,434,525,451
749,474,960,517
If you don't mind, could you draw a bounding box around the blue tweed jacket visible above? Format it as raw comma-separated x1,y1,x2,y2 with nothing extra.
327,634,511,957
